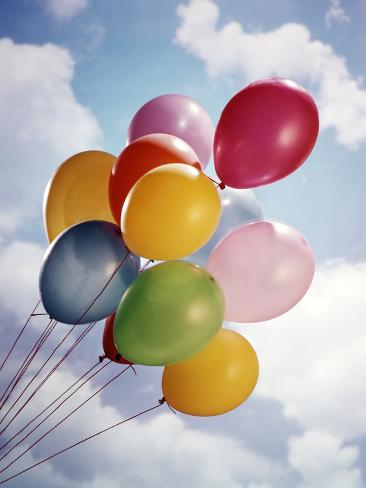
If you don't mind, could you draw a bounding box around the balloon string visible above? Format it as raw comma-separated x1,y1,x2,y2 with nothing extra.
139,259,154,273
0,319,56,411
0,321,96,436
0,245,129,383
164,399,176,415
0,249,131,434
0,318,53,408
0,319,70,430
0,249,131,469
208,177,225,190
0,359,102,454
0,300,41,375
74,250,131,325
0,398,167,485
0,360,112,464
0,364,134,475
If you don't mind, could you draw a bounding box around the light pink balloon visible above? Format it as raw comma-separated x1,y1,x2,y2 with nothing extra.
206,221,315,323
127,94,214,169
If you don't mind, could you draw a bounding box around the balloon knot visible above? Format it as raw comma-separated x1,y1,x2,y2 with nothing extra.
208,176,225,190
99,355,106,363
159,397,176,414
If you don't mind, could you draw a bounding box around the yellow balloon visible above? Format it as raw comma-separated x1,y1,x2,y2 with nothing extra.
121,163,221,260
43,150,116,242
162,329,259,416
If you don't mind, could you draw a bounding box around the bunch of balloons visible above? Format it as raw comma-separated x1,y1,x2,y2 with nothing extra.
39,78,319,417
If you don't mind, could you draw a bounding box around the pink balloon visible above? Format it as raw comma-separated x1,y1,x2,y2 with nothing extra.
206,221,315,323
214,78,319,188
127,94,214,169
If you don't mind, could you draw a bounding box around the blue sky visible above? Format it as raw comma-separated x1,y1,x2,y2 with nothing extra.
0,0,366,487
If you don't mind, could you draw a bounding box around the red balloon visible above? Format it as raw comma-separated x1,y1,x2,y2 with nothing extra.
108,133,200,224
214,78,319,189
103,314,131,364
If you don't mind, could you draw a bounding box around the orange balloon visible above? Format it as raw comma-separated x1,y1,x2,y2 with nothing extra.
162,329,259,416
44,150,116,242
121,164,221,260
108,133,200,223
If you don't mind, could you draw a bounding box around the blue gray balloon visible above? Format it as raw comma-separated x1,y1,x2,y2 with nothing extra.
186,188,263,267
39,220,140,324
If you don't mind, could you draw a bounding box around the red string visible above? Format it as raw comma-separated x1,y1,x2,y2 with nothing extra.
0,359,103,454
0,319,56,411
0,360,112,463
0,399,166,485
0,249,133,477
0,251,130,432
0,364,133,474
0,300,41,375
0,319,51,407
73,251,131,325
0,321,96,436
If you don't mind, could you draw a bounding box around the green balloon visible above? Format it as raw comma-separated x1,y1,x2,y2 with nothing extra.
114,261,225,366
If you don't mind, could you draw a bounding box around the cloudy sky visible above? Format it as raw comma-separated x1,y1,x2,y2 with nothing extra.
0,0,366,486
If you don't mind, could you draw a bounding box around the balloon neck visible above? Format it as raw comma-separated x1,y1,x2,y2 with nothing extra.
208,176,225,190
159,396,176,414
99,355,106,363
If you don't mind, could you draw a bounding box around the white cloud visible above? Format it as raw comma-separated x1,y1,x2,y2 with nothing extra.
45,0,88,20
0,38,101,230
2,259,365,487
1,364,287,488
84,21,106,50
176,0,366,150
288,430,362,488
0,38,102,323
237,259,366,441
0,209,25,243
0,240,44,321
325,0,351,28
249,484,275,488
